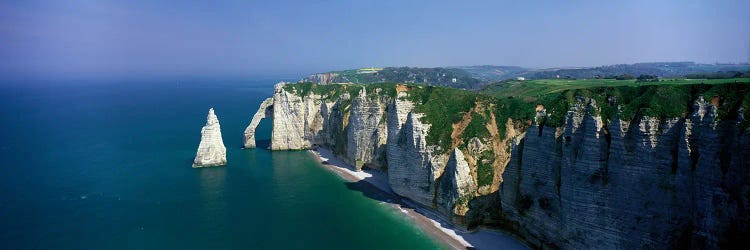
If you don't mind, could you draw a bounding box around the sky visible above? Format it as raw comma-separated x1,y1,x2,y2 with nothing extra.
1,0,749,79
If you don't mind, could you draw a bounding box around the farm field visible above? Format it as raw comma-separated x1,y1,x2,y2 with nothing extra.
482,78,750,99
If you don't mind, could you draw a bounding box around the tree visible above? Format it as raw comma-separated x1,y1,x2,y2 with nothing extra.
636,74,659,82
615,74,635,80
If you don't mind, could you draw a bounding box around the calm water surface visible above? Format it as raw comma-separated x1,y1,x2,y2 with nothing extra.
0,79,446,249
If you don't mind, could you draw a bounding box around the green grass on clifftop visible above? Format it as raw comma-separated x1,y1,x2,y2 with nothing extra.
283,82,399,100
483,78,750,126
483,78,750,99
281,78,750,157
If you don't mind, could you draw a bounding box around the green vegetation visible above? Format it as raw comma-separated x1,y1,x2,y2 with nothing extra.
283,81,315,97
493,97,536,136
283,82,399,100
482,78,750,99
685,70,750,79
476,150,495,187
483,78,750,125
308,63,750,90
405,86,490,154
515,62,750,80
635,74,659,82
283,77,750,159
462,111,491,145
613,74,635,80
314,67,484,89
696,84,750,121
614,85,691,120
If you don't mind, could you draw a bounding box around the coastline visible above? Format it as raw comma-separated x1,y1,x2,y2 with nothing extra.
308,148,528,250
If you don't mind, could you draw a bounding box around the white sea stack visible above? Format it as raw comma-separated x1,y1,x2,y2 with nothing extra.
193,108,227,168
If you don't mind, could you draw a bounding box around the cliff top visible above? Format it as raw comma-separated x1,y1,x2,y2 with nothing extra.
281,78,750,154
482,77,750,126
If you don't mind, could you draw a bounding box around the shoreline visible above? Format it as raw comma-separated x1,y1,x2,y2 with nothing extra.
308,148,528,250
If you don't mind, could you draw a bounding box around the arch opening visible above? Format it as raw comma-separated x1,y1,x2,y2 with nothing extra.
243,98,274,149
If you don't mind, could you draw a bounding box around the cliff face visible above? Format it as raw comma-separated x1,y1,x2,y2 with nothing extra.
346,88,388,170
501,97,750,249
306,72,340,85
245,83,750,249
193,108,227,168
437,148,476,217
268,85,326,150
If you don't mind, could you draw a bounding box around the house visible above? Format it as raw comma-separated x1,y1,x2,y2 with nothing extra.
356,67,383,74
516,77,525,81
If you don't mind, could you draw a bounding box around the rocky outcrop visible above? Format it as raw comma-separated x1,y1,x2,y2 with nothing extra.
437,148,476,221
243,98,273,148
193,108,227,168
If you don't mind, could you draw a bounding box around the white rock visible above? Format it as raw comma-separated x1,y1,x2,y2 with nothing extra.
244,98,274,148
269,83,325,150
193,108,227,168
346,87,387,170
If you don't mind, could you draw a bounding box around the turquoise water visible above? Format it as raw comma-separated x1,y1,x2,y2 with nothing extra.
0,79,446,249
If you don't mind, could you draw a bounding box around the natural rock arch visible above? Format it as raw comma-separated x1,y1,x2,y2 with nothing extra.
243,98,274,148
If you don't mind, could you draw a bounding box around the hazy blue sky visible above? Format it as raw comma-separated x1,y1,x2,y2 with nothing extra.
1,0,748,79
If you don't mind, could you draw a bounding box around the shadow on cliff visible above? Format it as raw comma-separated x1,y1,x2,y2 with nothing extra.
343,176,401,205
251,139,271,150
341,173,425,213
465,190,503,229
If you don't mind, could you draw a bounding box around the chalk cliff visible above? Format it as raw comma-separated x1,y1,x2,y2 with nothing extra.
193,108,227,168
500,96,750,249
245,82,750,249
437,148,476,218
346,88,388,170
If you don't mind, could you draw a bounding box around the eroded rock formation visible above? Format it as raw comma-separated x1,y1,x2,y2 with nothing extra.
437,148,476,219
193,108,227,168
244,98,273,148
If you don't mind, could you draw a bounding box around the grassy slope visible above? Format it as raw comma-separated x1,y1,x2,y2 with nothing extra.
483,78,750,99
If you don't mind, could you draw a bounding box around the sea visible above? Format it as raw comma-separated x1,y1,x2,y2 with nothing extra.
0,78,449,249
